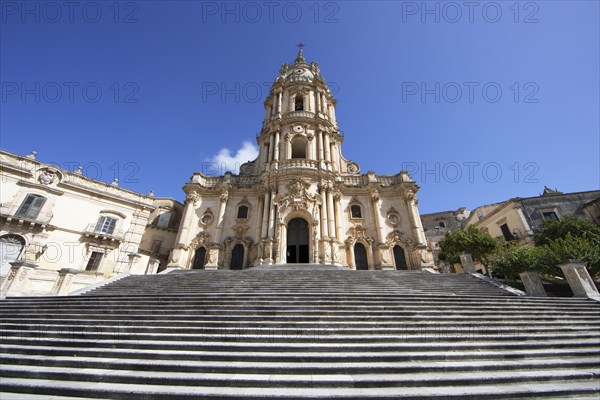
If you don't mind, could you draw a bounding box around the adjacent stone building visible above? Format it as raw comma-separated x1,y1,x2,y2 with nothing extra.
0,150,182,295
465,187,600,243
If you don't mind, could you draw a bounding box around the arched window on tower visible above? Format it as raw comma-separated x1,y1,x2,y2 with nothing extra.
350,204,362,219
291,136,307,159
237,205,249,219
295,94,304,111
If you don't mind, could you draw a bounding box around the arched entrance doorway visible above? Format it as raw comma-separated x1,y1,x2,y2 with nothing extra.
0,234,25,277
393,245,408,270
287,218,309,263
192,247,207,270
354,243,368,270
230,244,244,270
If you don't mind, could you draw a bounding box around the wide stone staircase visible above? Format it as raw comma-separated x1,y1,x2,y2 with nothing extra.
1,265,599,399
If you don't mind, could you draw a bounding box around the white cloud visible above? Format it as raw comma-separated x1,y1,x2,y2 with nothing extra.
205,140,259,175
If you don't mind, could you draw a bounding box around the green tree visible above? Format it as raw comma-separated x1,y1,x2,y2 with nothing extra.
490,244,558,282
545,232,600,277
438,225,501,270
534,215,600,246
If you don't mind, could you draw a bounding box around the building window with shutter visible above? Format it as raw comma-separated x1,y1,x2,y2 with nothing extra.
15,194,46,220
85,251,103,272
500,223,514,241
151,239,162,253
95,216,117,235
542,211,559,222
156,212,171,228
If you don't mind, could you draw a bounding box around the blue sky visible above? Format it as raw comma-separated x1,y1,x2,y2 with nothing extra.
1,0,598,214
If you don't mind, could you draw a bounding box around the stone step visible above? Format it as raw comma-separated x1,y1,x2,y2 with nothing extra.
4,344,598,363
2,302,598,311
1,268,598,399
2,364,599,388
3,313,597,323
4,322,597,335
2,377,599,399
7,295,593,304
2,336,599,352
2,353,599,374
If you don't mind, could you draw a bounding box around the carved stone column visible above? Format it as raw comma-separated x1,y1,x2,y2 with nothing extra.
214,190,229,243
268,134,274,163
168,191,199,266
268,188,277,239
277,91,282,114
273,131,280,165
323,133,331,165
326,190,335,238
317,131,325,167
307,133,315,160
334,192,343,241
320,185,329,239
261,191,270,239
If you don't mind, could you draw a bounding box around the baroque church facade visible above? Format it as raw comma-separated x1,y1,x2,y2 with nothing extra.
168,50,432,271
0,51,432,296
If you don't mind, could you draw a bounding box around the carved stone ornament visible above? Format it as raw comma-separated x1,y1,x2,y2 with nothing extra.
239,161,257,176
386,230,414,250
387,208,401,226
38,169,58,185
346,224,373,247
189,232,210,250
186,191,201,205
232,224,249,238
275,179,322,217
200,208,214,226
347,161,360,175
220,191,229,202
370,190,380,203
279,63,289,75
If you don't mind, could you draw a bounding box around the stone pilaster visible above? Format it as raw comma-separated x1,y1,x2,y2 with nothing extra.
559,260,600,300
1,260,39,296
52,268,80,295
519,270,547,297
145,258,161,275
459,253,476,273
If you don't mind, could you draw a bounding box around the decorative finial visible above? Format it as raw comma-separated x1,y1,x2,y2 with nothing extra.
295,42,306,63
26,151,37,159
111,178,119,186
148,190,155,197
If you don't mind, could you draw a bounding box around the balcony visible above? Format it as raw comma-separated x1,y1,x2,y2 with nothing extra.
279,159,319,170
82,222,125,245
282,111,314,121
0,204,53,229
